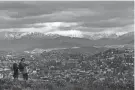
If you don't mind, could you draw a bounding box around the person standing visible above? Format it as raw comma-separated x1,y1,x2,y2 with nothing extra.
12,62,19,80
19,58,29,80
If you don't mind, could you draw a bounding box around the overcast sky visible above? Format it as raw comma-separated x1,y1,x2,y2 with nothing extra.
0,1,134,34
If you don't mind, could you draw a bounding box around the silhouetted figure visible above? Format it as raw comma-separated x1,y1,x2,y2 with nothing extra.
19,58,28,80
13,62,19,80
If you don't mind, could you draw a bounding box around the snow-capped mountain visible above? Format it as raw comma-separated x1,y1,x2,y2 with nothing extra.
0,31,133,51
3,30,131,40
4,32,61,40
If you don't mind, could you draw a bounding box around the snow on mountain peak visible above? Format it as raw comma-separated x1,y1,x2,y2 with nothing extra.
3,29,132,40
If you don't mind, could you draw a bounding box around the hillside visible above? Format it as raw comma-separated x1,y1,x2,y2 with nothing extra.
0,48,134,90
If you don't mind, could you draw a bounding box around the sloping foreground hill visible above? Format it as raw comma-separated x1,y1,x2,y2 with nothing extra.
0,78,133,90
0,48,134,90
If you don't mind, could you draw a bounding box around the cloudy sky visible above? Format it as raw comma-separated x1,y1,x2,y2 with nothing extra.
0,1,134,35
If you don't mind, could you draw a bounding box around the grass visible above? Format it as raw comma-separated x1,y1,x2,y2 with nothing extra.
0,78,134,90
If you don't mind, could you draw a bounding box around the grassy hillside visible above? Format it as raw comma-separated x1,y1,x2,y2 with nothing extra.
0,78,133,90
0,48,134,90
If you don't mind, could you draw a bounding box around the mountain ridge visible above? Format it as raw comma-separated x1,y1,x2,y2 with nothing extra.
2,31,133,40
0,31,133,51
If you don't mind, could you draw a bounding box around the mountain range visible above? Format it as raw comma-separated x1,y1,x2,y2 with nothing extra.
3,30,131,40
0,31,134,52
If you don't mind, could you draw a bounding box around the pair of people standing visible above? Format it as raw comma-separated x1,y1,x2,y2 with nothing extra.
12,58,29,80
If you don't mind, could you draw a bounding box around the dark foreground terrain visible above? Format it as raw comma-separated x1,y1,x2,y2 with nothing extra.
0,78,133,90
0,48,134,90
